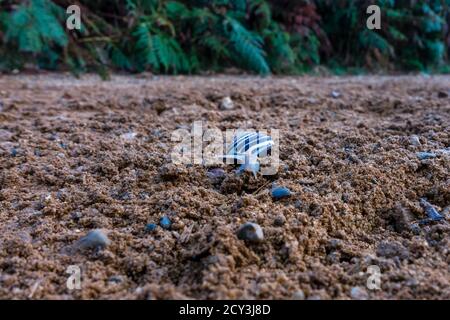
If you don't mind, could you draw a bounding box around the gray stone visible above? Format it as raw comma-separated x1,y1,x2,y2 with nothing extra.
292,290,305,300
274,215,286,226
219,97,234,110
331,91,341,98
416,152,437,160
409,135,421,146
75,229,110,251
237,222,264,243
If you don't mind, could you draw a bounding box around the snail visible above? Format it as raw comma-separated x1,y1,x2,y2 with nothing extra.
221,131,274,177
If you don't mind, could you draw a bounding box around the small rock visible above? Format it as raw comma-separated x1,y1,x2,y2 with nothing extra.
331,91,341,98
145,223,157,232
75,229,110,251
34,148,42,157
71,211,82,221
121,132,137,141
405,278,419,287
327,238,342,250
237,222,264,243
219,96,234,110
350,287,369,300
159,216,171,230
437,91,448,98
410,223,421,235
108,275,125,284
292,290,305,300
10,147,18,157
419,198,444,223
416,152,437,160
274,215,286,226
409,135,421,146
271,186,291,200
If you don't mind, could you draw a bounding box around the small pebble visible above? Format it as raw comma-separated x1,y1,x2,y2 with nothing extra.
410,223,421,235
237,222,264,243
271,186,291,200
121,132,137,141
75,229,110,251
331,91,341,98
327,238,342,250
419,198,444,222
437,91,448,98
292,290,305,300
409,135,421,146
416,152,437,160
71,211,82,221
350,287,369,300
10,147,18,157
34,149,42,157
145,223,157,232
274,215,286,226
219,96,234,110
159,216,172,230
108,275,125,284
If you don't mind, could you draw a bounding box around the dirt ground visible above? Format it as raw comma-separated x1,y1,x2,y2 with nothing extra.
0,74,448,300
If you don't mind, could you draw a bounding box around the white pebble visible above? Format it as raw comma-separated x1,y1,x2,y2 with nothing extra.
219,97,234,110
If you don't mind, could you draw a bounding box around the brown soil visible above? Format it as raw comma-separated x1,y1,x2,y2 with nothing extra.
0,74,449,300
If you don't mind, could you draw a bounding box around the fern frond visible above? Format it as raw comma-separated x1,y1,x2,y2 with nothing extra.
224,17,270,74
134,22,159,70
5,0,67,53
109,44,133,70
133,22,188,73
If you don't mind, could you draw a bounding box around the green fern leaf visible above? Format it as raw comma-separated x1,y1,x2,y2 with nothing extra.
224,17,270,74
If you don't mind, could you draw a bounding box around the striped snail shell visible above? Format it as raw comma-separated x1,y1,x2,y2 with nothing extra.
222,131,274,176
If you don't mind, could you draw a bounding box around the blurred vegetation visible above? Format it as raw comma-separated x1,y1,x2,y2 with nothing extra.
0,0,449,76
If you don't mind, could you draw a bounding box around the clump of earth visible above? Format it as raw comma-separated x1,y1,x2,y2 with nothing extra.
0,74,448,299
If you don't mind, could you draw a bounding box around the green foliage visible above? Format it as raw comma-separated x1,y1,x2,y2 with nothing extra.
318,0,450,71
5,0,67,52
0,0,449,75
224,17,270,73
